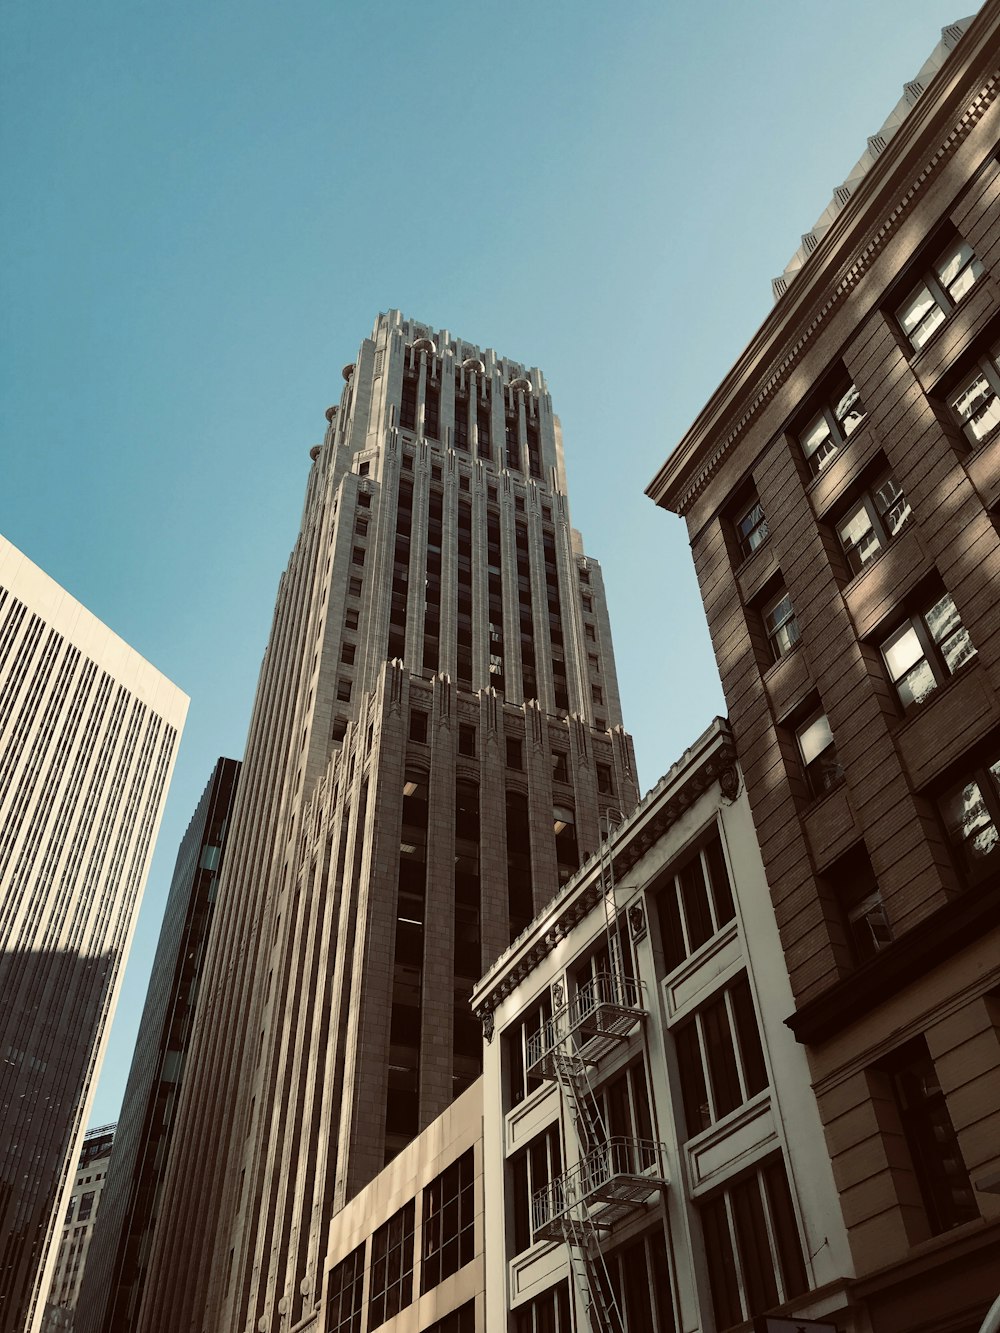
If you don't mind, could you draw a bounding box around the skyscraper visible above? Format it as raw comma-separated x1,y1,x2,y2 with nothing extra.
39,1124,115,1332
135,312,639,1333
75,758,239,1333
0,536,187,1333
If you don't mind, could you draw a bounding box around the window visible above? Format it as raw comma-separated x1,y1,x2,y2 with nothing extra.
358,460,370,476
348,576,363,597
506,992,552,1107
597,762,613,795
506,736,523,770
735,494,768,560
826,843,892,963
358,491,371,508
354,516,368,536
402,452,413,471
881,591,976,708
78,1191,95,1222
341,643,356,666
700,1157,808,1331
327,1241,366,1333
654,826,736,973
592,684,604,705
423,1301,476,1333
588,652,600,671
409,710,427,743
799,379,867,474
368,1201,415,1329
585,623,596,642
345,606,359,630
897,236,985,349
421,1149,475,1293
513,1282,572,1333
675,972,767,1136
884,1037,979,1234
551,750,569,783
603,1230,677,1333
459,474,470,492
939,749,1000,883
510,1126,562,1254
835,469,911,575
331,716,348,742
795,709,842,798
581,593,593,612
351,546,366,567
458,724,476,758
949,340,1000,448
337,679,352,702
762,586,800,661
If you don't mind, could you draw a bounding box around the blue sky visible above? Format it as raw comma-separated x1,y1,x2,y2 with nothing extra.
1,0,973,1125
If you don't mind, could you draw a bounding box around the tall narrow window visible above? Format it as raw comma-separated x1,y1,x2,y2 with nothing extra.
897,235,984,350
388,773,428,1162
795,709,842,798
423,488,443,673
506,789,533,943
457,502,473,687
387,480,412,662
454,781,482,1094
399,370,418,432
654,826,735,974
424,370,440,439
835,469,911,575
420,1149,475,1293
880,591,976,708
734,493,768,561
368,1202,415,1329
949,341,1000,448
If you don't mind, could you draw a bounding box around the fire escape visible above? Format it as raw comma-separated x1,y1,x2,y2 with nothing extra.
524,819,667,1333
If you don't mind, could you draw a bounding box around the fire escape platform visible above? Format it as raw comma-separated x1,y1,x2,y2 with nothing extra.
526,974,646,1081
530,1138,668,1245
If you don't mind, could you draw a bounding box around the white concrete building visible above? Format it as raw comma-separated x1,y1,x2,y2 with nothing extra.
472,717,855,1332
40,1125,115,1332
0,536,187,1333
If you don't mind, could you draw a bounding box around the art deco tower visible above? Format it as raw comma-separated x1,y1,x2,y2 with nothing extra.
134,311,639,1333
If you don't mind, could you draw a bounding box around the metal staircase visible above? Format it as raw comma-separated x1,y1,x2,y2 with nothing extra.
524,813,667,1332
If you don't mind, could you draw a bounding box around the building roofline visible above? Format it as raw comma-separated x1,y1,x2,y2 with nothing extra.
646,2,1000,518
471,716,738,1018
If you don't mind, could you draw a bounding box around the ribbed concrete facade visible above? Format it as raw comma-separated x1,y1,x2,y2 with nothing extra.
75,758,239,1333
0,537,187,1333
134,312,639,1333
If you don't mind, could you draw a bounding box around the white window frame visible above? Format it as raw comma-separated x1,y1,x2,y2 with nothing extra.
949,341,1000,449
880,591,977,709
763,588,800,661
800,380,867,474
795,709,842,798
835,469,911,576
896,236,985,350
735,497,768,560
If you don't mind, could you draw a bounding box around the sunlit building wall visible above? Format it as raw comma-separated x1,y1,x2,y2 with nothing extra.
648,10,1000,1331
0,536,187,1333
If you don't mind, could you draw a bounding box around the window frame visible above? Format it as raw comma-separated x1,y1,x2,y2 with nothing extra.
420,1149,475,1294
653,825,736,974
367,1200,415,1330
939,752,1000,884
948,339,1000,449
896,236,985,351
675,972,768,1137
762,587,801,662
835,468,911,577
735,496,768,561
880,590,977,710
794,708,842,799
799,379,867,475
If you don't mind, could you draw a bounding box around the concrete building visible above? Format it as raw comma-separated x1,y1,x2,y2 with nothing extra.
648,10,1000,1332
74,758,240,1333
133,313,639,1333
39,1126,115,1333
0,537,187,1333
472,718,853,1333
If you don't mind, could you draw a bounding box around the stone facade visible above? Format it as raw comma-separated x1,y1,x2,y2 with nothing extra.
648,10,1000,1331
133,314,639,1333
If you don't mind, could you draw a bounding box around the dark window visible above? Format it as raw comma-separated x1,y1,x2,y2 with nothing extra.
351,546,366,567
358,491,372,508
835,469,912,576
881,591,976,708
331,716,348,742
348,576,363,597
513,1282,572,1333
327,1241,366,1333
337,679,352,702
654,826,735,974
420,1149,475,1293
409,710,428,743
735,493,768,560
400,372,418,431
505,991,552,1106
459,724,476,758
510,1126,561,1255
799,377,867,474
885,1037,979,1234
700,1156,807,1331
826,843,892,963
345,606,359,630
603,1229,677,1333
585,624,596,642
506,737,523,770
897,235,984,350
423,1300,476,1333
676,972,766,1135
368,1201,415,1329
763,586,800,661
551,750,569,783
358,460,370,476
341,643,355,665
77,1191,95,1222
795,708,842,799
597,762,613,795
592,684,604,705
939,748,1000,884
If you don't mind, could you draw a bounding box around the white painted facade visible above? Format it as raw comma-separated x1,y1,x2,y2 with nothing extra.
473,718,854,1332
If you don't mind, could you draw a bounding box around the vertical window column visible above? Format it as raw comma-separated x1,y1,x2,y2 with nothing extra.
422,488,443,674
543,528,568,712
487,508,505,695
525,403,542,479
505,790,533,944
387,480,412,663
515,522,537,703
456,502,474,687
386,774,428,1163
454,781,482,1095
475,377,492,460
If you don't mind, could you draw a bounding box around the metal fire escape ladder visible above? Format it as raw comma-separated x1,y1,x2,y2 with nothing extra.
552,1038,625,1333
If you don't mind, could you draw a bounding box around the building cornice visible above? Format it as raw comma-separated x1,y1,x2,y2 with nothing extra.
646,2,1000,519
471,717,738,1022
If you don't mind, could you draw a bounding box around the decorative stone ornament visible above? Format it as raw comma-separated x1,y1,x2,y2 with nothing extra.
462,357,486,374
413,337,437,355
325,405,338,422
628,901,647,942
482,1010,494,1044
342,363,355,381
309,446,321,461
510,376,532,394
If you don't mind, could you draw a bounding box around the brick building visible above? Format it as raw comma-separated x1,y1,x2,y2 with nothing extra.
648,9,1000,1332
